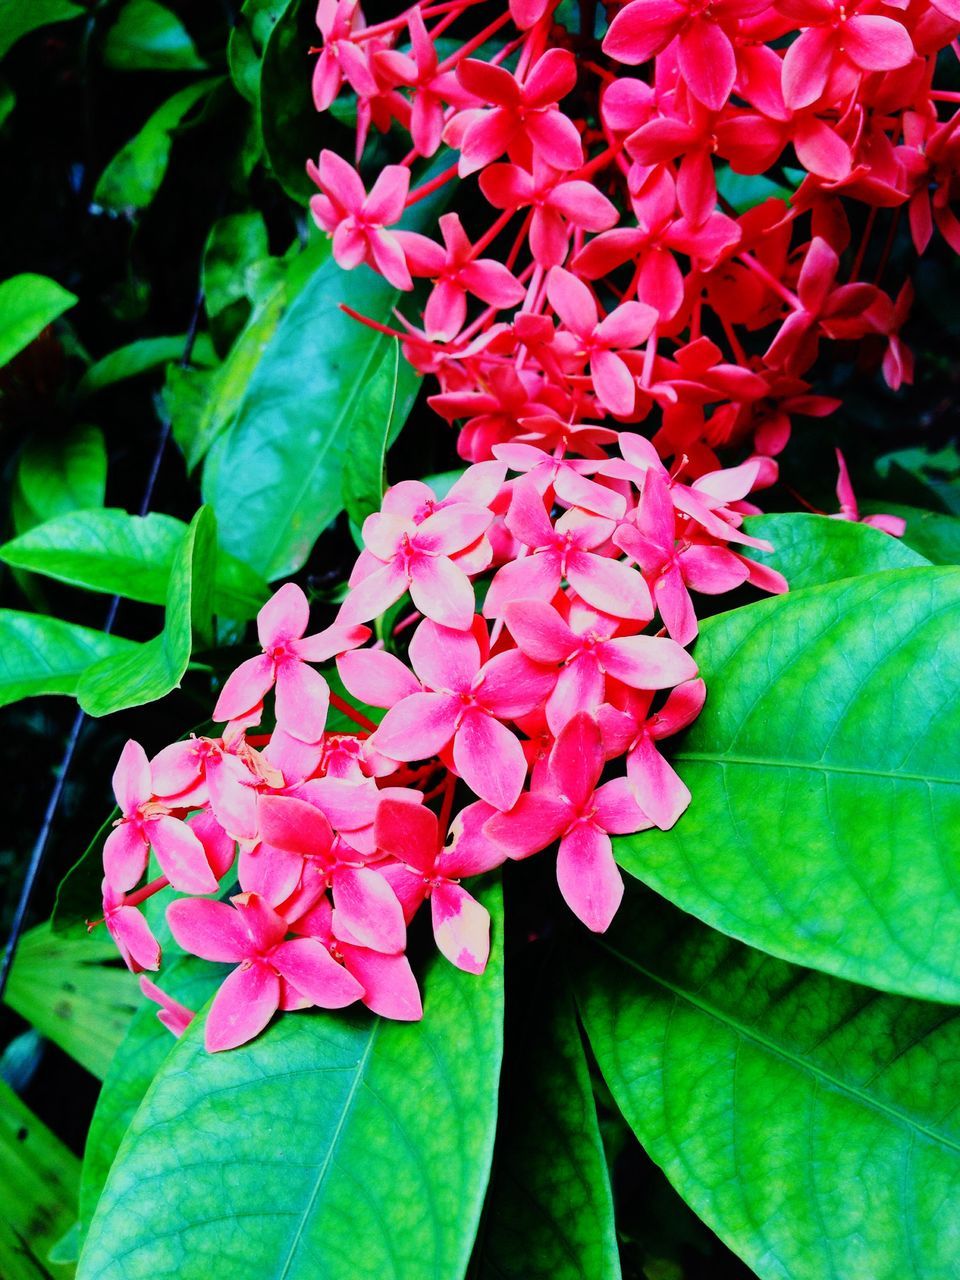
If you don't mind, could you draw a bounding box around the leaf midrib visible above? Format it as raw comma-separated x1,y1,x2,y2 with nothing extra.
275,1022,380,1280
600,942,960,1156
675,752,960,786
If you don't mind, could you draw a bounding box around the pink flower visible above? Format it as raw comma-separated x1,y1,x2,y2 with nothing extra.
374,8,472,156
213,583,366,742
101,879,161,973
307,150,413,290
102,740,218,896
832,449,906,535
138,976,195,1037
485,713,652,932
374,798,506,973
780,0,914,112
312,0,377,111
371,618,554,810
167,891,363,1052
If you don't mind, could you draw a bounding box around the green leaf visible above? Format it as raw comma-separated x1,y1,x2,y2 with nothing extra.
204,260,421,580
202,212,270,320
0,508,268,619
228,0,286,106
475,981,620,1280
0,75,14,127
0,1078,80,1280
76,506,217,716
342,338,407,532
77,333,216,396
715,166,792,212
861,502,960,566
0,610,137,708
0,0,83,61
742,512,928,588
78,880,504,1280
78,958,223,1244
13,423,106,534
259,0,320,202
0,272,77,368
578,887,960,1280
102,0,206,71
5,923,138,1079
94,78,218,214
615,567,960,1001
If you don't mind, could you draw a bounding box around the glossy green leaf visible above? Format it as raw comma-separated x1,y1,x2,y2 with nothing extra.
0,0,83,61
228,0,286,106
578,887,960,1280
76,506,216,716
77,333,216,396
475,981,620,1280
742,512,928,587
259,0,320,202
5,923,137,1079
203,212,270,319
79,882,504,1279
615,567,960,1001
0,1078,80,1280
94,79,217,213
862,502,960,565
13,423,106,534
0,508,268,618
78,958,223,1243
102,0,206,71
343,338,411,531
0,272,77,368
204,260,421,580
0,610,137,708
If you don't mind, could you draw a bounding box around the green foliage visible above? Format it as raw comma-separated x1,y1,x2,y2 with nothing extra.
0,0,84,61
102,0,206,73
94,79,220,214
866,502,960,564
742,512,928,586
4,924,137,1079
0,272,77,368
0,1077,80,1280
475,981,621,1280
12,424,107,534
578,887,960,1280
0,508,268,618
204,259,420,580
259,0,318,201
77,334,216,397
78,882,505,1280
616,567,960,1001
76,506,217,715
342,338,403,532
0,610,137,707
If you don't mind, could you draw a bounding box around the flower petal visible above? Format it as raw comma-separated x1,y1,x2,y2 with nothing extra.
272,937,363,1007
557,822,623,932
205,962,280,1052
431,882,490,974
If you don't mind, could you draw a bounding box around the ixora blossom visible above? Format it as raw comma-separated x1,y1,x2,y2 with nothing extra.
97,0,955,1050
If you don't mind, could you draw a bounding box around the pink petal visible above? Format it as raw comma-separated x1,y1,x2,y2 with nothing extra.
373,692,460,761
652,563,699,646
567,551,653,621
112,739,151,814
106,901,161,973
147,815,218,894
483,551,562,617
476,649,558,719
483,792,572,858
549,711,604,810
602,0,684,63
318,148,367,214
601,635,698,689
557,823,624,932
374,797,438,873
504,599,577,663
593,776,653,834
408,618,480,693
591,349,637,416
103,822,149,894
443,800,509,877
337,648,421,707
257,582,309,648
547,266,598,338
431,882,490,974
205,962,280,1052
150,740,203,800
188,810,236,880
232,890,288,953
677,17,736,111
238,841,303,905
272,937,363,1007
331,865,407,954
336,559,408,626
506,478,556,548
258,794,335,858
627,735,692,830
213,654,275,723
409,555,476,631
166,897,251,963
343,946,423,1020
781,26,834,110
681,544,750,594
843,14,913,70
546,655,605,734
453,709,528,811
522,47,577,108
206,753,259,842
525,108,584,170
293,621,370,663
363,164,410,224
275,659,330,743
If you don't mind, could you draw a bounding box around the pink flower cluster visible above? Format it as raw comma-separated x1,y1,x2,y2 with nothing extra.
99,434,775,1049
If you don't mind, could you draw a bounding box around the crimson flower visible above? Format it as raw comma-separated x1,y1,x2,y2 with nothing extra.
308,149,413,289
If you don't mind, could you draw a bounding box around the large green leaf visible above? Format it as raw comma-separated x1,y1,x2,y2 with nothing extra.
4,923,137,1079
0,508,267,618
259,0,321,202
0,610,137,708
102,0,206,71
94,79,218,213
78,881,505,1279
615,567,960,1001
227,0,287,107
742,512,927,588
0,0,83,61
861,502,960,566
204,260,421,580
343,337,406,533
474,980,620,1280
0,1078,80,1280
76,506,216,716
202,212,270,320
578,888,960,1280
77,334,216,397
78,959,223,1243
0,272,77,368
13,423,106,534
